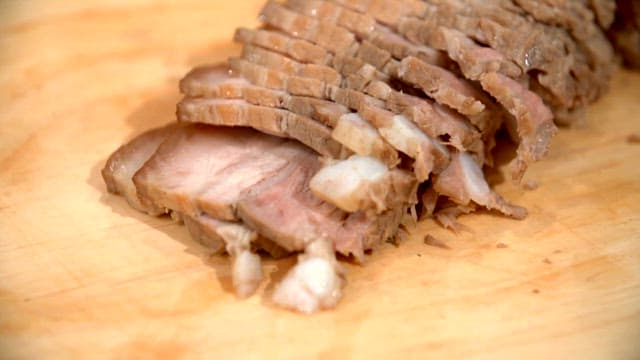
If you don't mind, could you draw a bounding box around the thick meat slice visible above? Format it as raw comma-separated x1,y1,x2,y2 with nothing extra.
433,151,527,219
236,152,404,260
132,125,296,221
394,56,485,116
177,97,350,159
427,26,521,80
479,72,557,181
309,155,417,214
101,124,176,215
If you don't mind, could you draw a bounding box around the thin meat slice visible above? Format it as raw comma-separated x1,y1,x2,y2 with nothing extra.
260,2,359,55
180,64,342,127
427,26,522,80
180,65,287,108
228,57,328,98
309,155,417,214
368,26,452,69
363,79,484,157
329,0,426,26
422,26,557,175
479,72,557,181
177,97,350,159
394,56,485,116
241,45,342,86
234,27,332,65
286,0,377,38
101,124,176,215
433,151,527,219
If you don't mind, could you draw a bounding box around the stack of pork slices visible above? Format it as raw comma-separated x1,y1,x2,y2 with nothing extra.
102,0,618,313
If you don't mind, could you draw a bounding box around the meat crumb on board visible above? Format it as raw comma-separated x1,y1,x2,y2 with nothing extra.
423,235,451,250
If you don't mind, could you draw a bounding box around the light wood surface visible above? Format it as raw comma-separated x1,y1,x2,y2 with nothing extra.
1,1,639,359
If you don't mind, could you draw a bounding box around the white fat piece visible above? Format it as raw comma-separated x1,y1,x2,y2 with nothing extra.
332,113,388,158
309,155,388,212
458,152,491,206
378,114,446,157
215,221,263,298
378,114,448,180
272,239,343,314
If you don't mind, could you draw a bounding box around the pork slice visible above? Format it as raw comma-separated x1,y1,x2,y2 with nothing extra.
433,151,527,219
310,155,416,214
326,85,386,111
132,124,297,221
356,40,394,70
395,56,486,116
177,97,349,159
427,26,522,80
241,44,342,86
285,0,376,38
512,0,615,73
101,124,177,215
363,79,481,152
359,104,450,181
369,26,453,69
332,55,389,91
180,65,287,108
260,2,358,55
433,0,611,111
328,0,426,26
229,57,328,98
234,27,332,65
180,64,345,128
236,150,405,259
479,72,557,181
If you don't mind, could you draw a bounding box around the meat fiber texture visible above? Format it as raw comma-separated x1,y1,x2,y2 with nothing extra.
102,0,621,313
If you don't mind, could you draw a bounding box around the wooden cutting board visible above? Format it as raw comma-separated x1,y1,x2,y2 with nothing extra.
1,1,639,359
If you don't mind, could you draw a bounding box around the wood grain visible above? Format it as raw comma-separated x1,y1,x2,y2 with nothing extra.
1,1,639,359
